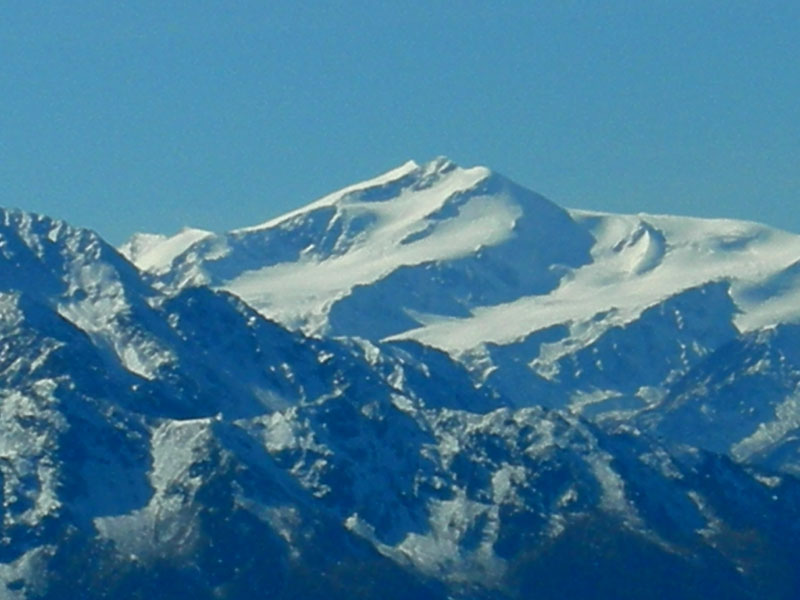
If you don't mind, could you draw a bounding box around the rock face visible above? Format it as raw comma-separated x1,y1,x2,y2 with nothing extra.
2,159,800,598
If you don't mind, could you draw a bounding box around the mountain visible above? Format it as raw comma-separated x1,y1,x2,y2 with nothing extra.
126,157,800,453
1,159,799,598
121,157,597,338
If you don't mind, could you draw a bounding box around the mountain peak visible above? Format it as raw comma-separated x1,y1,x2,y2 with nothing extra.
421,155,457,175
359,155,463,185
122,160,800,353
123,159,589,337
229,158,490,239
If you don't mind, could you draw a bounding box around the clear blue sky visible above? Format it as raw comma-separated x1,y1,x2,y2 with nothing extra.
2,1,798,244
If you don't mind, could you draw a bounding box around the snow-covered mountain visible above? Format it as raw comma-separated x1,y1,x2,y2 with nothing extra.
2,159,800,598
126,157,800,439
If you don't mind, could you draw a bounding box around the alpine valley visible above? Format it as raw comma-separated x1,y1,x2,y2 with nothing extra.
2,158,800,599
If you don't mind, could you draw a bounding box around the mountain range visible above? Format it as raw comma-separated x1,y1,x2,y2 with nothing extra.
1,158,799,598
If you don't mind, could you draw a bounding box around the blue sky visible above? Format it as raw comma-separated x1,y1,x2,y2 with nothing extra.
1,2,798,244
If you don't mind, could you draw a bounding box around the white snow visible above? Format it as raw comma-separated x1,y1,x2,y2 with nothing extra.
0,383,67,529
122,157,800,383
347,490,506,583
0,545,54,599
94,419,215,557
119,232,167,263
125,227,214,275
58,268,174,381
224,162,505,330
394,211,800,353
235,159,421,234
731,391,800,466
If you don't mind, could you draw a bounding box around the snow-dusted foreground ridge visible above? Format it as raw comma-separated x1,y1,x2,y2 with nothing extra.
1,160,800,598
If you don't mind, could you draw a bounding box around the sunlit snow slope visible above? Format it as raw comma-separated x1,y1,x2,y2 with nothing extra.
126,158,800,347
126,158,800,416
123,157,595,338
